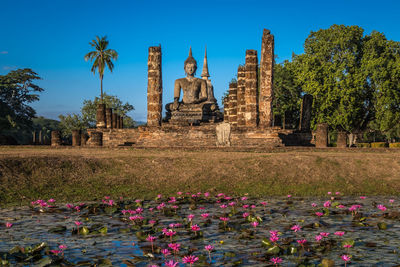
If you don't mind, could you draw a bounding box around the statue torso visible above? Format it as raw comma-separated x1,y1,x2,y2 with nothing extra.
176,77,205,104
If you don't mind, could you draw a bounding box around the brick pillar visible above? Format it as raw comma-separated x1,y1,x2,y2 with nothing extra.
106,108,113,129
244,50,258,127
120,116,124,129
112,113,118,129
51,130,61,146
223,97,229,122
72,130,81,146
116,115,120,129
316,123,328,148
228,82,238,125
147,46,163,126
337,132,347,148
96,103,106,128
237,65,246,127
259,29,274,128
299,94,313,132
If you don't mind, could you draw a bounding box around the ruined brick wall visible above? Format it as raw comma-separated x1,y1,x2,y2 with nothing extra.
259,29,274,128
236,66,246,127
244,50,258,127
223,97,229,122
90,124,284,148
316,123,328,148
106,108,113,129
228,82,238,125
147,46,163,126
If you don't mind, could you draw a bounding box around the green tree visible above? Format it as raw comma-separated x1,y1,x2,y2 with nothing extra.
0,68,43,132
273,60,302,128
292,25,373,135
58,93,135,137
84,36,118,102
362,31,400,140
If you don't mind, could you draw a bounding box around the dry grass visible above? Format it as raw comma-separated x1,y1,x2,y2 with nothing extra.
1,146,400,207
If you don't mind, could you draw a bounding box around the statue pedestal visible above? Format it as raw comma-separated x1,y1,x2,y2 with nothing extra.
166,102,222,125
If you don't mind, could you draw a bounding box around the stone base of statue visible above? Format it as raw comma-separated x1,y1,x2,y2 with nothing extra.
165,101,222,125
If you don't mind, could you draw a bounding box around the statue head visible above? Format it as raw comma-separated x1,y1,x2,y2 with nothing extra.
184,47,197,76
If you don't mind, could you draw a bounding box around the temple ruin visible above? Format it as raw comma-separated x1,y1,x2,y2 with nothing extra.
83,29,313,148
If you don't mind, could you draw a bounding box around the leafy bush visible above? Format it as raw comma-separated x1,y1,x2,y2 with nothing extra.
356,143,371,148
371,142,387,148
389,143,400,148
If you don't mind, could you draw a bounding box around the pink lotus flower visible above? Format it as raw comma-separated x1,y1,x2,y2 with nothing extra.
201,213,209,219
220,204,228,209
334,231,345,236
320,232,330,237
242,212,250,218
315,212,324,217
66,203,74,209
48,198,55,203
270,235,279,242
338,204,346,209
311,203,317,207
177,191,183,195
360,196,366,199
182,255,199,265
389,199,395,203
270,257,283,265
204,245,214,251
204,192,210,197
377,204,387,211
228,201,236,206
220,217,229,222
297,239,307,245
343,244,352,248
291,224,301,232
165,260,179,267
315,235,323,242
241,196,248,201
149,220,156,224
161,248,171,257
323,201,331,208
5,222,12,228
341,254,351,266
188,214,195,221
191,224,200,232
146,235,157,242
74,221,82,226
328,192,332,195
287,194,292,198
50,249,62,255
168,243,181,252
242,204,249,209
59,244,67,250
251,221,259,228
260,201,267,206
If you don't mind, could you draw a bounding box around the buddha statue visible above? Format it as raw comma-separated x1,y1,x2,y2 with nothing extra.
165,47,221,125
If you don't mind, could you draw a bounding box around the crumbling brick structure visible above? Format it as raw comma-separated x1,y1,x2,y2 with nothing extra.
259,29,274,128
244,50,258,127
147,46,163,126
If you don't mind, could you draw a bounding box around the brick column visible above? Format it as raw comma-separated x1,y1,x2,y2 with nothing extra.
223,97,229,122
120,116,124,129
316,123,328,148
299,94,313,132
259,29,274,128
106,108,113,129
96,103,106,128
337,132,347,148
244,50,258,127
116,115,121,129
72,130,81,146
236,65,246,127
51,130,62,146
147,46,163,126
112,113,118,128
228,82,238,125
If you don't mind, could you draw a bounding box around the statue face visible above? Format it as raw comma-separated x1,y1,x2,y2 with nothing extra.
185,63,196,76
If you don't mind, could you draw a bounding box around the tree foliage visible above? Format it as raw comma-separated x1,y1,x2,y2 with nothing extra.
291,24,400,139
273,60,302,128
0,68,43,133
58,93,135,137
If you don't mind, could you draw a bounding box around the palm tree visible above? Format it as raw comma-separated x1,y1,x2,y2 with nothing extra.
84,36,118,102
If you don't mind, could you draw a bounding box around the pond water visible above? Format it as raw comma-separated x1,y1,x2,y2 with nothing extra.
1,194,400,266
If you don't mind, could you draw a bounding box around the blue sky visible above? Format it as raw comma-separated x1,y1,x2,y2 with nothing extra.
1,0,399,122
